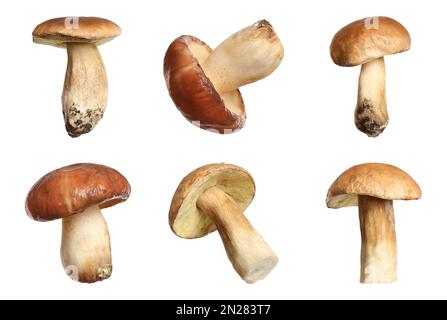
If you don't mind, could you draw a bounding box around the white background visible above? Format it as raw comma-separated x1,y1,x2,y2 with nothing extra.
0,0,443,299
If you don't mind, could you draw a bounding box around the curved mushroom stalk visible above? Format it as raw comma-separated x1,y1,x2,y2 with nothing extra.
63,43,108,137
358,195,397,283
197,186,278,284
61,205,112,283
355,57,388,137
202,20,284,94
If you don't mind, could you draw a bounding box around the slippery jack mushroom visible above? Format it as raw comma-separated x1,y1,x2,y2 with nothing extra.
164,20,284,134
26,163,131,283
330,17,411,137
32,17,121,137
326,163,421,283
169,163,278,283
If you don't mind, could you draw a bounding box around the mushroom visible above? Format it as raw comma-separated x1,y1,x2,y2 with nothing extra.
164,20,284,134
326,163,421,283
330,17,411,137
169,163,278,283
26,163,131,283
32,17,121,137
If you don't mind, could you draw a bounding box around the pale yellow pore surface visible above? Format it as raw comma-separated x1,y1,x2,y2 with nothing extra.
187,40,244,116
170,164,255,239
61,205,112,283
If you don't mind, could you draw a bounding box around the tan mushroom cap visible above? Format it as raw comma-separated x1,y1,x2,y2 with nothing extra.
26,163,131,222
326,163,421,209
330,17,411,66
33,17,121,48
169,163,255,239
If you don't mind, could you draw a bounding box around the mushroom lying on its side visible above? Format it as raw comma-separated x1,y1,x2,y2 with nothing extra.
164,20,284,134
32,17,121,137
169,163,278,284
26,163,131,283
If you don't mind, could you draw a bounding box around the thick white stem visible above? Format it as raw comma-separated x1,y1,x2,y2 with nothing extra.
197,186,278,284
201,20,284,94
61,205,112,283
63,43,108,137
355,57,388,137
359,195,397,284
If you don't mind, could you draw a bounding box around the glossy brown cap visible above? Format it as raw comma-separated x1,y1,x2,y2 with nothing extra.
330,17,411,66
33,17,121,48
169,163,255,239
326,163,421,209
164,36,245,134
26,163,131,222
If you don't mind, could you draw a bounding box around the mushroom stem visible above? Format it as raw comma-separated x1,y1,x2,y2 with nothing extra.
196,186,278,284
60,204,112,283
355,57,388,137
358,195,397,283
63,43,108,137
201,20,284,94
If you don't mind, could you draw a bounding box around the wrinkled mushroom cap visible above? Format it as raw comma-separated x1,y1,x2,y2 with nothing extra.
164,36,245,133
169,163,255,239
326,163,421,209
26,163,131,221
33,17,121,48
330,17,411,66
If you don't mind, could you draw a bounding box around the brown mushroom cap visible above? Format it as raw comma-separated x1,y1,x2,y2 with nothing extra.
169,163,255,239
32,17,121,48
26,163,131,222
164,36,245,133
330,17,411,66
326,163,421,209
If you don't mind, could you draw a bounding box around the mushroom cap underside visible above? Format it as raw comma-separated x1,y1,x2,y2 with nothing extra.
169,163,255,239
